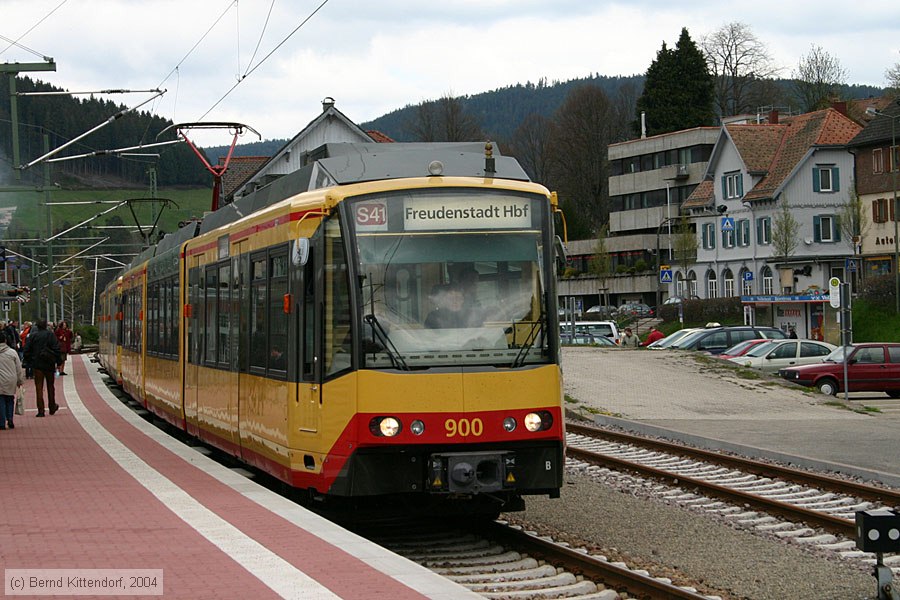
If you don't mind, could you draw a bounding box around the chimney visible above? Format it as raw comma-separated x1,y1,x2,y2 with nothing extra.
322,96,335,111
768,109,779,125
640,111,647,139
831,100,847,116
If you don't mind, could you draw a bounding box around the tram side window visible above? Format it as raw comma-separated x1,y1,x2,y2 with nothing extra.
249,255,267,372
268,252,288,375
147,283,158,355
218,263,231,368
188,267,201,365
203,266,218,366
171,279,180,357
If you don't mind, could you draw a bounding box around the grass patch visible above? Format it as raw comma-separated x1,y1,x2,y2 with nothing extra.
823,401,850,409
734,368,762,380
564,394,580,404
856,405,882,414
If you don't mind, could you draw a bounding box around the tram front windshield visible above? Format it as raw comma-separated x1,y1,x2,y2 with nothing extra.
350,190,550,368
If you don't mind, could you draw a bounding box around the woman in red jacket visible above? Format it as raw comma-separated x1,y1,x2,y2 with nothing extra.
55,320,73,375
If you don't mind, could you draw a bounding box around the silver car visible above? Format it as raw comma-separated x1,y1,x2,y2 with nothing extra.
728,339,836,373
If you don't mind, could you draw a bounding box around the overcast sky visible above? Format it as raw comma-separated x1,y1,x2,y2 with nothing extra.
3,0,899,147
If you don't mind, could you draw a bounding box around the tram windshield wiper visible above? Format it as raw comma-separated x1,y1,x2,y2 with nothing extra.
512,319,543,368
364,314,408,370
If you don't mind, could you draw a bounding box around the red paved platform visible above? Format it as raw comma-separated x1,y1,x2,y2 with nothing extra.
1,355,476,600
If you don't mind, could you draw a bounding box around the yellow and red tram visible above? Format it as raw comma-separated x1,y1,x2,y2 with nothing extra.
99,142,565,515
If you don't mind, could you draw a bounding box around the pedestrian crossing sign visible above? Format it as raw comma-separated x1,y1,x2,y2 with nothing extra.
659,266,673,284
721,217,735,231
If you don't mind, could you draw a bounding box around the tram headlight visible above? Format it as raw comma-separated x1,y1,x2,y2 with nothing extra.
410,420,425,435
503,417,517,432
524,411,553,432
370,416,401,437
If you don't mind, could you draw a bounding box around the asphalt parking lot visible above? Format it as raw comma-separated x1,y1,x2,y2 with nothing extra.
561,346,900,484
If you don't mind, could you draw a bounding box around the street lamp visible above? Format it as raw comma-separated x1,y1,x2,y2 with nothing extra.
866,102,900,314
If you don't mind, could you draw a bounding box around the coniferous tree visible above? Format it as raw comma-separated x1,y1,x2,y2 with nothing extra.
635,28,715,137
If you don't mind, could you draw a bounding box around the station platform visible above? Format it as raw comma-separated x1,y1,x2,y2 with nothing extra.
1,354,479,600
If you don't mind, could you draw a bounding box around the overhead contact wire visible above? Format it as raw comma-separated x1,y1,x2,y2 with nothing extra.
198,0,331,121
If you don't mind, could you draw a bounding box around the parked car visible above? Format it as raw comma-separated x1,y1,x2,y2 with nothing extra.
615,302,654,318
561,321,620,344
585,305,616,319
646,327,701,349
778,343,900,397
718,338,770,360
560,332,617,346
661,295,699,305
669,325,787,355
728,339,837,373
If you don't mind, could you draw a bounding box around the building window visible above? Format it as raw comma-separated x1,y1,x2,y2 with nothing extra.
761,266,773,295
736,219,750,246
814,215,840,243
873,198,891,223
756,216,772,245
873,148,883,174
812,165,840,192
722,228,736,249
702,223,716,250
892,145,900,173
722,171,742,199
706,270,718,298
723,269,735,297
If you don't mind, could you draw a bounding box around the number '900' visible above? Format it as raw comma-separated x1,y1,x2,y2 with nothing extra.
445,418,483,438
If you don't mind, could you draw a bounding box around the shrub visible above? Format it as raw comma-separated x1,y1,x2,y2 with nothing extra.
859,274,895,310
74,324,99,344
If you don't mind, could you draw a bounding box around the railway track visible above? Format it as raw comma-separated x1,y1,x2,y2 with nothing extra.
566,422,900,571
361,520,722,600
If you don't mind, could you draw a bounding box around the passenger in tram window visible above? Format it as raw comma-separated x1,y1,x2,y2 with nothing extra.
269,345,287,371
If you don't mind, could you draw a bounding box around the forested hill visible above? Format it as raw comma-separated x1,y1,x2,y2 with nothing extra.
360,74,644,142
0,76,208,188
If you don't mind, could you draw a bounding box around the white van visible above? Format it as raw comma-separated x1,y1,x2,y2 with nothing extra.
561,321,620,344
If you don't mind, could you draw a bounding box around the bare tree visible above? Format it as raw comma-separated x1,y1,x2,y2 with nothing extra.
701,22,781,117
793,44,848,111
673,214,698,294
886,55,900,92
589,223,613,280
838,185,869,255
771,199,800,260
406,93,483,142
508,113,554,184
547,85,618,237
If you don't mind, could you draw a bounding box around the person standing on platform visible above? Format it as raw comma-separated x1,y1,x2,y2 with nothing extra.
23,319,62,417
55,321,73,376
0,328,24,429
19,321,33,379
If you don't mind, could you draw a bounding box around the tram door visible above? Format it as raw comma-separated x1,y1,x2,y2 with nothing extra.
296,239,319,433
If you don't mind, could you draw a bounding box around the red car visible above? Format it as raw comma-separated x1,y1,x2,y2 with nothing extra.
778,343,900,397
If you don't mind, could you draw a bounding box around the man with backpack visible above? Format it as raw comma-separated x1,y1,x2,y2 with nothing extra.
22,319,62,417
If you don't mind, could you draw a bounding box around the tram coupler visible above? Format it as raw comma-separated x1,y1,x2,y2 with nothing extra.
855,509,900,600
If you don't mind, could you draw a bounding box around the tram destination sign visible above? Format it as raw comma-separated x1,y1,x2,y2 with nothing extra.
354,196,534,232
404,197,531,231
